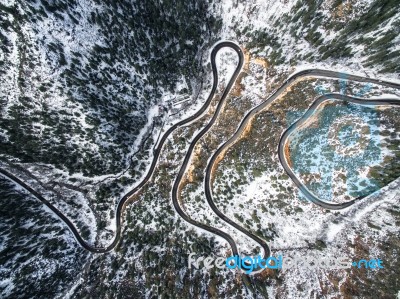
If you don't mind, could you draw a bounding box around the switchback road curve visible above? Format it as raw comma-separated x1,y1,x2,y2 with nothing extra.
0,41,244,253
171,42,244,259
2,41,400,262
278,93,400,209
204,69,400,254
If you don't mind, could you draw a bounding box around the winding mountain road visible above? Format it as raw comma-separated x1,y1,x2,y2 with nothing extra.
278,93,400,209
0,41,244,253
202,68,400,260
1,40,400,264
171,42,244,258
204,69,400,213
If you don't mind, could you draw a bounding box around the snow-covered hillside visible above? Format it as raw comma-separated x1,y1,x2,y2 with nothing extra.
0,0,399,298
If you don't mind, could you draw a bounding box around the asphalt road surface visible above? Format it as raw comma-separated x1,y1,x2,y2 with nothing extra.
1,41,399,261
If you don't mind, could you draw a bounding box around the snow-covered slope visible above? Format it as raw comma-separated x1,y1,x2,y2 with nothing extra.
1,0,399,298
